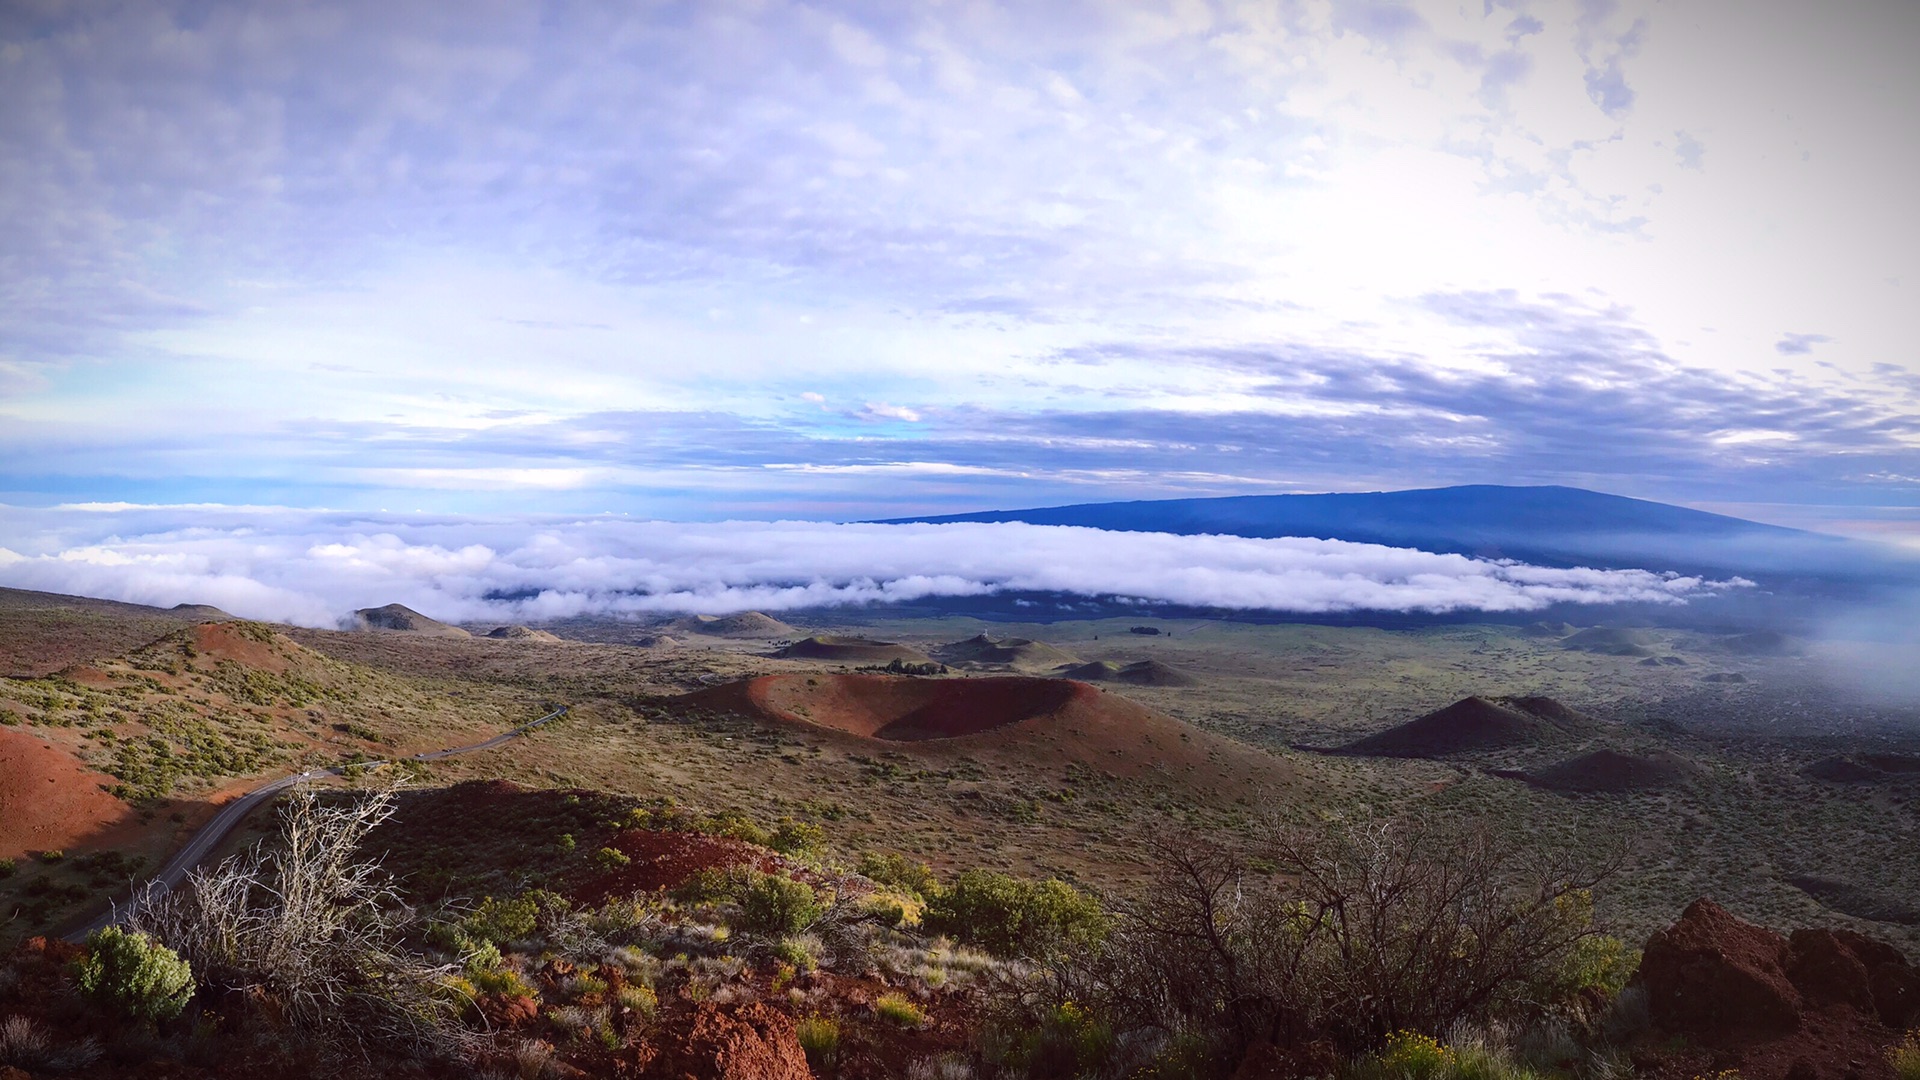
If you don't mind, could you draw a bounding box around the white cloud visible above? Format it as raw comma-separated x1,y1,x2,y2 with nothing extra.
0,506,1746,628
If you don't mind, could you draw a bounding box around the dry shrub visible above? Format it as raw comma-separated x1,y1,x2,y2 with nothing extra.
1058,816,1618,1063
127,783,470,1057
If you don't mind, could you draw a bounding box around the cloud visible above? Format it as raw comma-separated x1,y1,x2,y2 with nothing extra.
856,402,922,423
1775,332,1833,355
0,507,1746,628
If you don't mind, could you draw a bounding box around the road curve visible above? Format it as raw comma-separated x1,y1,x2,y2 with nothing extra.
65,705,568,941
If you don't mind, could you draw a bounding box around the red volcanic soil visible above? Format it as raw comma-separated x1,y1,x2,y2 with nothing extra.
757,674,1080,740
189,620,292,673
684,674,1299,793
574,829,783,905
0,728,137,859
1636,898,1920,1080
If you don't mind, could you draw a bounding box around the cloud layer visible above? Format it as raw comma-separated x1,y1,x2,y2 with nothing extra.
0,507,1744,628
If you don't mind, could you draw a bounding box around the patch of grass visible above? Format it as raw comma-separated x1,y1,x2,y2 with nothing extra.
873,993,925,1028
796,1014,841,1073
1888,1030,1920,1080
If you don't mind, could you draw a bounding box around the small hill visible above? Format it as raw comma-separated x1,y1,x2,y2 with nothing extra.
350,604,471,638
1801,753,1920,783
1524,749,1704,793
484,625,563,642
1522,621,1575,638
0,728,138,859
773,636,933,665
679,674,1300,797
1060,659,1199,687
169,603,235,620
1561,627,1658,657
936,633,1079,671
1638,655,1688,667
1339,695,1595,757
670,612,796,638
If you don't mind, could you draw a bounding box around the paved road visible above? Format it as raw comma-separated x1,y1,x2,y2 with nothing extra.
65,705,568,940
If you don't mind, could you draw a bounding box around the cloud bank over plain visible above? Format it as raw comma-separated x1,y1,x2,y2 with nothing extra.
0,507,1745,628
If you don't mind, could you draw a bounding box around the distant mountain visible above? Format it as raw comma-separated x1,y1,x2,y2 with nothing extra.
881,485,1883,580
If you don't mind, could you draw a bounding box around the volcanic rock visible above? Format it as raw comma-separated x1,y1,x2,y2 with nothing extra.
1638,898,1920,1039
1640,898,1804,1034
647,1001,811,1080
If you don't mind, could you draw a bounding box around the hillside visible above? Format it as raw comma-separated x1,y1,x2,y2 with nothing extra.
1339,695,1596,757
682,673,1300,799
773,635,934,664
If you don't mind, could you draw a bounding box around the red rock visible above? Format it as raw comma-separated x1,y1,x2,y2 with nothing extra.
1639,898,1801,1034
480,993,540,1028
648,1001,811,1080
1788,929,1876,1012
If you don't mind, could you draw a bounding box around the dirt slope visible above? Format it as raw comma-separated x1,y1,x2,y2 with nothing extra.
0,728,138,858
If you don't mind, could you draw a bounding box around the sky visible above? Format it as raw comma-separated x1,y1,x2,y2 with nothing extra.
0,0,1916,620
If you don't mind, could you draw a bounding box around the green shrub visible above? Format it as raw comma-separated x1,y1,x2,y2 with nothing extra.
37,850,63,864
769,818,825,856
462,895,540,944
1344,1030,1545,1080
857,851,939,897
739,872,822,936
673,866,744,904
923,869,1106,958
0,857,14,878
1552,934,1638,997
75,927,194,1022
796,1014,840,1073
619,983,658,1017
774,935,820,972
594,846,632,868
873,992,925,1027
463,939,504,977
1889,1031,1920,1080
702,810,772,846
471,966,539,999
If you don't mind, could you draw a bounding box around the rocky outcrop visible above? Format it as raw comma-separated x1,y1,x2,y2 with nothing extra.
1639,898,1920,1038
646,1001,812,1080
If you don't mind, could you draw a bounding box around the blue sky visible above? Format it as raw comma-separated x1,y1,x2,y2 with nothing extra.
3,0,1918,538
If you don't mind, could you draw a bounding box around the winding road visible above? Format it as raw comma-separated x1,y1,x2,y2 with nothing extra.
65,704,569,941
